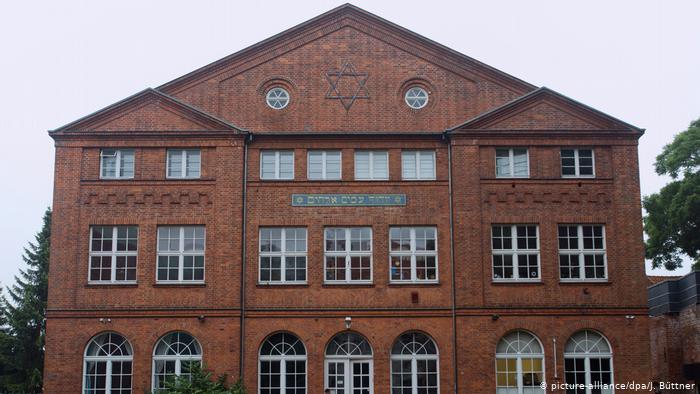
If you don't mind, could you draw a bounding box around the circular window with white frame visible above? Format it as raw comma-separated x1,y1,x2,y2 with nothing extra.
404,86,429,109
266,87,290,109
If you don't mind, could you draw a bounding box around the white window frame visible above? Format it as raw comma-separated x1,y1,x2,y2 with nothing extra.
258,228,307,285
564,331,615,394
266,87,290,110
324,227,373,284
404,86,429,109
166,149,201,179
354,151,389,180
156,226,206,284
258,333,307,394
260,151,295,180
82,333,133,394
558,224,608,282
324,332,374,394
495,148,530,178
389,227,438,284
495,331,546,394
307,150,342,180
560,148,595,178
100,149,135,179
401,150,436,180
88,226,138,284
491,225,541,282
389,333,440,394
152,333,203,393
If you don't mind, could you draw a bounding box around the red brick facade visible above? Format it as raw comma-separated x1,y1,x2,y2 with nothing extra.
44,4,650,393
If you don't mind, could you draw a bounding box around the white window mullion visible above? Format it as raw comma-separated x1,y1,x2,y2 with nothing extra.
584,357,591,394
412,358,418,394
281,228,287,282
110,227,118,282
106,360,113,392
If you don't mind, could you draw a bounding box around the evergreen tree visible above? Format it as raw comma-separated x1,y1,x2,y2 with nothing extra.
0,208,51,393
161,362,246,393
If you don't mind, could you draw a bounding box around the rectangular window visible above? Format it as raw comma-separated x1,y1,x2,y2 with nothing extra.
390,227,438,283
156,226,205,283
402,151,436,180
491,225,540,281
354,151,389,180
259,228,307,284
495,148,529,178
100,149,135,179
260,151,294,180
561,148,594,177
166,149,201,179
324,227,372,283
308,151,341,180
89,226,138,283
558,224,607,281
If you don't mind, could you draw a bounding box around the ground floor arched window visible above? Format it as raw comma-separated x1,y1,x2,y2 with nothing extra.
83,332,133,393
564,330,613,394
259,332,307,394
495,330,545,394
390,332,439,394
325,332,373,393
152,331,202,392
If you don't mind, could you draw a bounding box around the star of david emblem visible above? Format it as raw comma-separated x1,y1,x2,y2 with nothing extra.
325,61,369,110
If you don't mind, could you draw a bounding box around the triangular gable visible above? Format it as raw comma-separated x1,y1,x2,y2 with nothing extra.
50,89,244,132
157,3,534,96
447,87,643,133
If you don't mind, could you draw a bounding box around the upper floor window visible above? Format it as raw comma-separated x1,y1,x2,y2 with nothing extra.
561,148,594,178
259,228,307,284
266,87,290,110
496,148,529,178
390,227,438,283
167,149,201,179
355,151,388,180
261,151,294,180
402,151,436,180
308,151,341,180
156,226,205,283
89,226,138,283
324,227,372,284
100,149,134,179
558,224,607,281
492,225,540,281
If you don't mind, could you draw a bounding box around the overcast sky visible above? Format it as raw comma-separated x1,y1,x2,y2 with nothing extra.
1,0,698,289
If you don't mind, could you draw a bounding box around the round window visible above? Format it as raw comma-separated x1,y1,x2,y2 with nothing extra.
266,87,290,109
404,86,429,109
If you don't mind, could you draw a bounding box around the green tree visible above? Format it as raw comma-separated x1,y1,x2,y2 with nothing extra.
161,362,246,394
0,208,51,393
644,118,700,270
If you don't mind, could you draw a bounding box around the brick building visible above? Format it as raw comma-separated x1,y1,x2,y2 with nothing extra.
44,4,651,393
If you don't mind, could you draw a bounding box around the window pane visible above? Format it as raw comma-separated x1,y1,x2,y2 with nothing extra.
419,151,435,179
495,149,511,177
373,152,388,179
326,151,341,179
167,150,183,178
261,152,277,179
308,151,323,179
185,150,201,178
100,149,118,178
355,152,370,179
279,152,294,179
120,150,135,178
402,152,417,179
512,149,528,176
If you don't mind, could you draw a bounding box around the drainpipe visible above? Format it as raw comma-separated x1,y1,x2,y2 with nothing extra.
239,133,251,380
445,131,459,393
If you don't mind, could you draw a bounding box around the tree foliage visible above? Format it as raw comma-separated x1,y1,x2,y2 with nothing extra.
644,119,700,270
0,208,51,393
161,362,246,394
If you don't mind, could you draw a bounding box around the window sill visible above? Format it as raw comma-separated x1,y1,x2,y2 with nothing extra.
491,280,543,285
322,282,374,288
257,282,309,288
153,282,206,288
86,282,138,288
388,281,439,287
559,280,610,285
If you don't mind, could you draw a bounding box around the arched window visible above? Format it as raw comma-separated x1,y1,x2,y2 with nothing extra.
495,331,545,394
259,332,307,394
390,332,439,394
83,332,133,393
152,332,202,392
325,332,373,393
564,330,613,394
